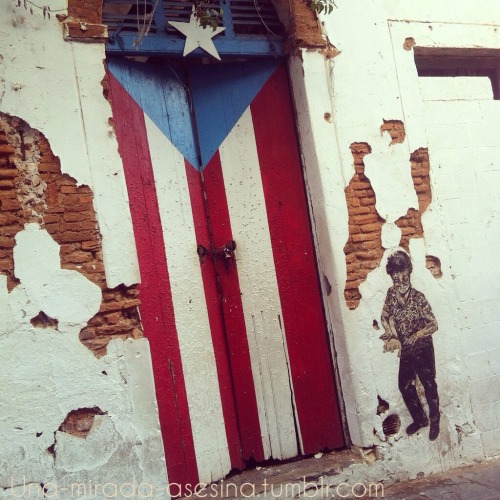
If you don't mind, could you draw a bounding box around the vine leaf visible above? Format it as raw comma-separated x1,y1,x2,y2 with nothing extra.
309,0,336,15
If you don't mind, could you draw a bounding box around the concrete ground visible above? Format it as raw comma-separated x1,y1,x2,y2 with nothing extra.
180,453,500,499
383,458,500,499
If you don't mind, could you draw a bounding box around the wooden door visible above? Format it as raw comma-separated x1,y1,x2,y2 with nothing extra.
107,57,344,489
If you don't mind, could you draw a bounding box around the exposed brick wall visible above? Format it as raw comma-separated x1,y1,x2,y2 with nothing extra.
0,113,142,356
409,147,432,213
395,148,431,250
380,119,406,145
63,0,107,42
343,138,433,309
0,129,23,290
67,0,102,24
343,142,385,309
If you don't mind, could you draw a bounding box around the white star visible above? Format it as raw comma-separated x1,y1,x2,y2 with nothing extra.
168,10,225,60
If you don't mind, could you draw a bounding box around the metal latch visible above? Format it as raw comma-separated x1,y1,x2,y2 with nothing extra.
197,240,236,270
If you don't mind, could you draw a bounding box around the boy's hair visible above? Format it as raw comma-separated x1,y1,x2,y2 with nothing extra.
386,250,413,276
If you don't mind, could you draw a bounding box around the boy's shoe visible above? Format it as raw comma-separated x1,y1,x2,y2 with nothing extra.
429,421,440,441
406,419,428,435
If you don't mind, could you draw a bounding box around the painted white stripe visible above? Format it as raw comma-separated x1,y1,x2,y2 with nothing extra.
144,114,230,484
218,109,298,460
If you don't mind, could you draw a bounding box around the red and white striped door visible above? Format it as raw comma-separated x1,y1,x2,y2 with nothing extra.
107,58,344,489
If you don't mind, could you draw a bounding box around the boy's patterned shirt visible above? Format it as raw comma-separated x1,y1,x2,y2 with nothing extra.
382,286,436,355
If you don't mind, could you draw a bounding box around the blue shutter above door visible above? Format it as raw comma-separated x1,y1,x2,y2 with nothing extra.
103,0,285,57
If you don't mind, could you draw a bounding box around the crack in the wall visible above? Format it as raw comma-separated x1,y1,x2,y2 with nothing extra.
0,112,143,356
343,132,440,308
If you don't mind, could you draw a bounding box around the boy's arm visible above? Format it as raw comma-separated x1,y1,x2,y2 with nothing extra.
380,307,397,340
407,298,438,345
407,318,438,345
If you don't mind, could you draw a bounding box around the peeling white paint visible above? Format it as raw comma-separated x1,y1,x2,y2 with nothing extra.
0,1,139,288
381,223,402,249
364,134,418,223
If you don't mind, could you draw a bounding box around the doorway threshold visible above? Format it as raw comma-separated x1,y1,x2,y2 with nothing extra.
180,450,364,499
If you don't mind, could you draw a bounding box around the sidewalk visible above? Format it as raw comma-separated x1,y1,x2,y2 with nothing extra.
383,458,500,499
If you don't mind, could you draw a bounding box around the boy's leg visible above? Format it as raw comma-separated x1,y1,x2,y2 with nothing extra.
399,355,428,433
416,344,440,440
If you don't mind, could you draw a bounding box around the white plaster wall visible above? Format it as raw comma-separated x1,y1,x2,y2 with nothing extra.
0,0,139,288
0,225,168,498
290,0,500,482
421,88,500,457
0,3,168,496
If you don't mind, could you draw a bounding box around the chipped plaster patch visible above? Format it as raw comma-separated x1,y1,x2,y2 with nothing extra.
12,224,101,328
364,137,419,223
381,223,402,249
403,37,416,51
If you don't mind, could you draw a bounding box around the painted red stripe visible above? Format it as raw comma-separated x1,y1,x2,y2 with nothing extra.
184,161,243,470
251,64,345,452
107,72,199,487
202,153,265,463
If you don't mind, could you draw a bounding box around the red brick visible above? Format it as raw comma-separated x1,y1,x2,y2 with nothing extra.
0,169,18,179
348,206,371,216
351,213,380,225
38,163,61,173
360,223,382,233
99,298,140,312
0,237,15,248
351,232,379,243
81,240,100,251
360,196,376,206
60,185,79,194
63,211,93,222
0,144,15,154
0,198,20,211
42,213,61,224
65,251,92,264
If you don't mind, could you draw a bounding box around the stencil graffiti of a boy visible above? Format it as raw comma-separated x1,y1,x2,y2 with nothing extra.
380,250,440,441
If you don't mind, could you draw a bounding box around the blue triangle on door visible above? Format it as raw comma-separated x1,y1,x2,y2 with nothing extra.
189,59,280,169
107,58,199,168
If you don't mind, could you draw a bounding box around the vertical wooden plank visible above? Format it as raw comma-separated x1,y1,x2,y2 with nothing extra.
251,64,344,451
185,164,245,470
218,110,299,460
200,153,266,464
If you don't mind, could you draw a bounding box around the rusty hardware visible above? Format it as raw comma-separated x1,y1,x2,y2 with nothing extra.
197,240,236,270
